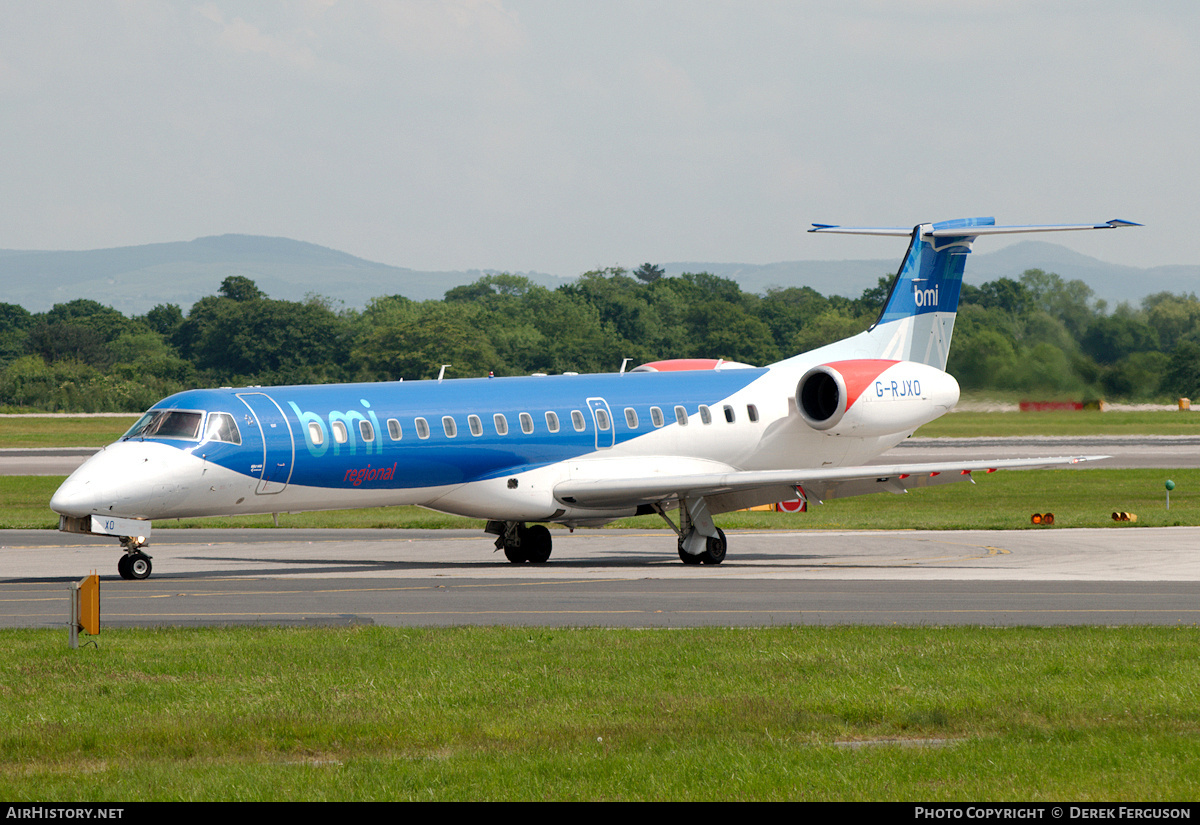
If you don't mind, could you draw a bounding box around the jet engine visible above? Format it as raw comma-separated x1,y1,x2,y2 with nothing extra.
796,359,960,437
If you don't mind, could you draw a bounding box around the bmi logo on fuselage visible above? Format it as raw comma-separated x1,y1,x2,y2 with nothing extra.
287,399,384,457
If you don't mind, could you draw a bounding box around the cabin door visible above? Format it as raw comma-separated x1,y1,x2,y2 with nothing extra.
236,392,295,494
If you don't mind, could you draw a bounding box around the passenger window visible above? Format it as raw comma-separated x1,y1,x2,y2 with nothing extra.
308,422,325,446
674,406,688,426
699,405,712,425
519,412,534,434
650,407,664,428
468,414,483,437
624,408,638,429
747,404,759,422
494,413,508,435
204,412,242,445
443,416,457,437
332,421,348,444
387,418,402,440
359,420,374,442
723,405,735,423
545,411,559,433
415,417,430,439
571,410,586,431
595,408,611,431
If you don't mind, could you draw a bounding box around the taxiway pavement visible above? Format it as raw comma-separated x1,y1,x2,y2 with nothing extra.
3,527,1198,628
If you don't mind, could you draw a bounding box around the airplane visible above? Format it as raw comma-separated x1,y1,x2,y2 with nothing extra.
50,217,1139,579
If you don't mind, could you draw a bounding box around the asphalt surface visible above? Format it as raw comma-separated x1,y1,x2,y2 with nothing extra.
3,526,1199,628
5,435,1199,628
880,435,1200,468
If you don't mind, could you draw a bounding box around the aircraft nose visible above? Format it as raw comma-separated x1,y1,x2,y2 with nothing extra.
49,441,199,519
49,470,106,517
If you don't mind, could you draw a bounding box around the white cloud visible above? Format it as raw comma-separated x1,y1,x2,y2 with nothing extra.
195,3,319,70
361,0,525,59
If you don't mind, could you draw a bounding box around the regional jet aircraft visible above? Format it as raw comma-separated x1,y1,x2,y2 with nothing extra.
51,217,1139,579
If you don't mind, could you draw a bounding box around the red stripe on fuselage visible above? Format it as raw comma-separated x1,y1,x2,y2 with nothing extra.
636,359,725,372
824,359,900,410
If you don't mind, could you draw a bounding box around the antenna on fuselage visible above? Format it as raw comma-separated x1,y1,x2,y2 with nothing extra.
438,364,451,382
620,358,632,375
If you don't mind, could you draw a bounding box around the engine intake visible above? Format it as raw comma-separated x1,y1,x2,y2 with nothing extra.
797,366,848,429
795,360,959,437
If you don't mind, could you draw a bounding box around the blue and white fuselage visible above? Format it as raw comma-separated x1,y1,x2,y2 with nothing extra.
51,361,949,523
50,218,1138,577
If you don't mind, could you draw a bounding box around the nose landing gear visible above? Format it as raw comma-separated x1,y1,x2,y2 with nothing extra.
117,536,153,580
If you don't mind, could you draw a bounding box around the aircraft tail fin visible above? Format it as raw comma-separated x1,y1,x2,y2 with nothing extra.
807,218,1140,369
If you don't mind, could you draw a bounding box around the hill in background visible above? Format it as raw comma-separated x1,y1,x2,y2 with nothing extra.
0,235,569,315
1,235,1194,315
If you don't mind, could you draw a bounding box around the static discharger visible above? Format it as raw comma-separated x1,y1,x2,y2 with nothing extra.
1030,513,1055,525
69,572,100,649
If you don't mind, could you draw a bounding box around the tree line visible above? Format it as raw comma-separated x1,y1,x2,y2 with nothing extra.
2,267,1199,412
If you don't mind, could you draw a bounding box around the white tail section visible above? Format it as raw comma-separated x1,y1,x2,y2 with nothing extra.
805,218,1140,369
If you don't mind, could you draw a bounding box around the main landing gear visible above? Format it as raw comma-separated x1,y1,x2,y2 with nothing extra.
117,536,153,580
655,499,727,565
489,521,552,564
677,527,727,565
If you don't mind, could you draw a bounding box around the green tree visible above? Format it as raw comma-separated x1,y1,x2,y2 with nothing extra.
1162,340,1200,399
352,301,503,380
0,302,33,366
142,303,185,339
218,275,266,302
1081,309,1159,365
634,263,665,283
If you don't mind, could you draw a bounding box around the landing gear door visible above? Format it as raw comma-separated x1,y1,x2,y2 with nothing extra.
236,392,295,494
587,397,615,450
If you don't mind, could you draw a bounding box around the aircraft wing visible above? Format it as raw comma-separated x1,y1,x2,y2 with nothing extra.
553,455,1107,513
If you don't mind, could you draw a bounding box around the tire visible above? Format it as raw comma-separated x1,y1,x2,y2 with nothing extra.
678,542,703,565
525,525,552,563
117,554,132,580
128,553,152,580
699,528,727,565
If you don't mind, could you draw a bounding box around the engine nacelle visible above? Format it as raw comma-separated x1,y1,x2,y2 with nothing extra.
796,359,960,437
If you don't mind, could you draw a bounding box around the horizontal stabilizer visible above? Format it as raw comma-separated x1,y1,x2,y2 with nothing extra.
809,219,1141,237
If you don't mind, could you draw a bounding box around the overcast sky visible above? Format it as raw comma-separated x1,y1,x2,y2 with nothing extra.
0,1,1192,276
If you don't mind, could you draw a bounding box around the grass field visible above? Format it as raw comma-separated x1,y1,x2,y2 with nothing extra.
3,468,1194,530
2,625,1198,801
918,410,1200,438
0,415,138,447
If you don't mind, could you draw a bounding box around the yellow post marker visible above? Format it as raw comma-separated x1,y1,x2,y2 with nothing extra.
69,572,100,649
80,573,99,636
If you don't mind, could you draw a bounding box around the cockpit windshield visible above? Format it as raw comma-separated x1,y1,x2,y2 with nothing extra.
123,410,204,441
